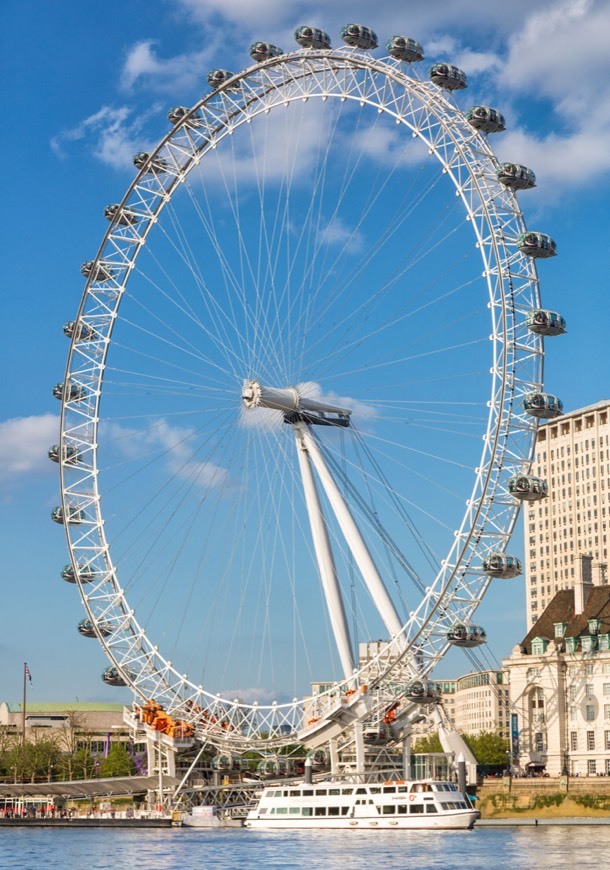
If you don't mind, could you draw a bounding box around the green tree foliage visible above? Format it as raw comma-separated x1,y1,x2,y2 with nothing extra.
97,743,136,778
462,731,509,765
411,734,443,754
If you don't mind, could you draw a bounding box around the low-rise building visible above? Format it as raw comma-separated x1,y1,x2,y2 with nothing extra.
504,558,610,776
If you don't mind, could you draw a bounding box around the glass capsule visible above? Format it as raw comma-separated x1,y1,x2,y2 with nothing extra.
249,42,283,63
103,204,139,225
526,309,567,337
294,26,331,49
482,553,522,578
63,320,97,341
52,382,86,402
386,35,424,62
508,475,548,501
340,24,378,50
47,444,81,465
523,392,564,419
61,563,95,584
517,232,557,258
404,679,441,704
429,63,467,90
466,105,505,133
497,163,536,190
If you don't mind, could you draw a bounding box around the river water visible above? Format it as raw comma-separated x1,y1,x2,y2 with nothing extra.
0,826,609,869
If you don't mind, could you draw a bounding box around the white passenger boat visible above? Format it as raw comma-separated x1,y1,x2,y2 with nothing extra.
245,779,479,830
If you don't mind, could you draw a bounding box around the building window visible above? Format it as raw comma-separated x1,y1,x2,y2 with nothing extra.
587,731,596,750
588,760,597,775
534,733,544,752
570,732,578,751
605,705,610,720
585,684,594,697
586,705,596,722
605,731,610,750
585,664,594,675
603,684,610,696
570,707,577,722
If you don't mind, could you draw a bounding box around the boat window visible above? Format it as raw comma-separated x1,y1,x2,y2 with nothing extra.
341,807,349,816
341,788,353,795
383,786,396,794
315,789,327,796
276,807,288,814
397,805,407,814
302,807,313,816
314,807,326,816
273,790,283,797
369,787,381,794
355,788,366,794
426,805,438,813
303,790,313,796
289,807,300,814
382,805,395,814
329,788,340,795
410,804,424,814
397,786,408,793
259,808,268,814
328,807,340,816
289,790,301,797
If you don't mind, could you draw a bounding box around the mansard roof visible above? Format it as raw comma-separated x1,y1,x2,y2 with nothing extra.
520,587,610,654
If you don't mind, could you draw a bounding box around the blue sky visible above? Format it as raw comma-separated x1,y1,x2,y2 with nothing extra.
1,0,609,707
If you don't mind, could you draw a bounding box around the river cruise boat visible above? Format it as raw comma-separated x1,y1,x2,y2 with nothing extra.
245,779,479,830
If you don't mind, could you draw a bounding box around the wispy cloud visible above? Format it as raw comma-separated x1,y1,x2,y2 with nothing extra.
120,40,218,93
51,105,158,170
0,414,59,484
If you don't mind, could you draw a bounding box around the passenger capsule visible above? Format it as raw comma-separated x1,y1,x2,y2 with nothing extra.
103,204,139,226
63,320,97,342
523,392,564,419
294,26,331,49
52,382,86,402
466,105,505,133
80,260,115,282
257,758,279,777
527,309,567,337
167,106,204,128
429,63,467,90
447,623,487,647
48,444,81,465
102,666,129,687
51,505,84,525
482,553,522,579
207,69,236,89
497,163,536,190
249,42,283,63
61,563,95,584
405,679,441,704
212,753,235,771
78,618,113,638
133,152,169,174
517,232,557,259
508,475,548,501
340,24,378,50
386,36,424,62
307,748,329,769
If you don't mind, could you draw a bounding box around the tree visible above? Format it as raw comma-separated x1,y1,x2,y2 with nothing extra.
411,733,443,754
98,743,136,778
462,731,509,765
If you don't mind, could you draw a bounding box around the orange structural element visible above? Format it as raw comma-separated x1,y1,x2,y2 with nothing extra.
383,701,400,724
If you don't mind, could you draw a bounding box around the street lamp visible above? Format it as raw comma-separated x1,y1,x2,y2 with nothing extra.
505,749,511,778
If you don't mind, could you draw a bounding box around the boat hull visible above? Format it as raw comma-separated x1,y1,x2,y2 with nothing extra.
246,810,478,830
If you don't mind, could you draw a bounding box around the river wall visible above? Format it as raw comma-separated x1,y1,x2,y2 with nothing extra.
477,777,610,819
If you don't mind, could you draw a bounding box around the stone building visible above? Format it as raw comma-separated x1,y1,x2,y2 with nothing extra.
504,561,610,776
0,702,126,753
525,399,610,629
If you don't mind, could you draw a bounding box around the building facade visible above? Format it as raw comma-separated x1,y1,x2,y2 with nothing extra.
0,702,126,753
525,400,610,629
504,573,610,777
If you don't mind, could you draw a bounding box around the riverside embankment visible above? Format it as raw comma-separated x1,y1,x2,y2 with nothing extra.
476,776,610,820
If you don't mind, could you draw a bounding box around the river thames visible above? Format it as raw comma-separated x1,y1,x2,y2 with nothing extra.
1,826,609,869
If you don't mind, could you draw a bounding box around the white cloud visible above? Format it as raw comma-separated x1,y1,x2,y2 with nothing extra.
104,419,228,488
51,105,158,171
0,414,59,483
121,40,218,93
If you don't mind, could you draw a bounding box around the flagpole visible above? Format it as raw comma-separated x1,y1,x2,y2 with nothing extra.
22,662,27,746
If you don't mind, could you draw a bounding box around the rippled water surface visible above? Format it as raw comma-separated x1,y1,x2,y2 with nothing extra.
1,826,609,869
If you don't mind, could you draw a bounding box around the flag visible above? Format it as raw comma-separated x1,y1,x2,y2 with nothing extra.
25,664,33,686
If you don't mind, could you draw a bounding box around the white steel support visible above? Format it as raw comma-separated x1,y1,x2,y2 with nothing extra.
299,425,404,641
294,424,355,680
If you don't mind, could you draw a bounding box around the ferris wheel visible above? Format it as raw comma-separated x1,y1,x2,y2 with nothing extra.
51,24,566,753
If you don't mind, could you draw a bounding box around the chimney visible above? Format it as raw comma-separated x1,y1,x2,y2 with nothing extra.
592,561,608,586
574,554,593,615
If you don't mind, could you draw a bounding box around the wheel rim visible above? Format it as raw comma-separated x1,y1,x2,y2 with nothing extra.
58,46,544,749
